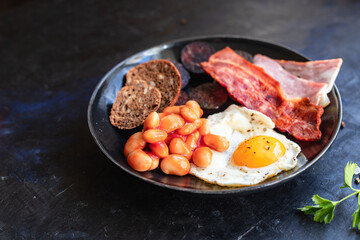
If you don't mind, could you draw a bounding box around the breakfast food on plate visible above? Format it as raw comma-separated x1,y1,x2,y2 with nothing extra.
275,58,343,107
126,59,181,112
169,60,190,89
109,80,161,129
109,40,342,187
201,47,324,141
124,100,230,175
253,54,328,106
234,50,253,63
181,41,215,73
189,82,228,109
190,105,301,186
175,91,190,106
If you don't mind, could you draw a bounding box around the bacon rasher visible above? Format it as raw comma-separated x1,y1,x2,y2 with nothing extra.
201,47,324,141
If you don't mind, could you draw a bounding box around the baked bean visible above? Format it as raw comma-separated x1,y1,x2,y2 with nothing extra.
192,147,212,168
180,106,198,122
160,114,185,133
185,100,201,110
185,100,203,118
158,112,171,119
144,112,160,130
127,149,152,172
149,158,159,171
143,129,167,143
185,130,200,150
149,141,169,158
124,132,146,157
203,134,230,152
165,132,186,145
198,118,210,136
145,151,160,171
176,118,202,135
169,138,192,159
160,154,190,176
163,106,181,114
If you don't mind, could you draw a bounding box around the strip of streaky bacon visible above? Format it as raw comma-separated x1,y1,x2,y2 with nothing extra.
253,54,328,106
275,58,343,107
200,47,324,141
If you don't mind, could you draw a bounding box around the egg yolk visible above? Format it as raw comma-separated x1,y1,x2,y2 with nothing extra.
231,135,286,168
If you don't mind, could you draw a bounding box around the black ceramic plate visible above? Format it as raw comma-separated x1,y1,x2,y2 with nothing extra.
87,36,342,195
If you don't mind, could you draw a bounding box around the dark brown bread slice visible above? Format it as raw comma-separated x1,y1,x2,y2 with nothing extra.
109,80,161,129
126,60,181,112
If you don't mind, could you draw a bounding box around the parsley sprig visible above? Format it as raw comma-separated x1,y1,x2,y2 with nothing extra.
299,162,360,228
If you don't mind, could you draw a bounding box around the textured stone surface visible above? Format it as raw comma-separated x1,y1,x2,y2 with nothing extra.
1,0,360,239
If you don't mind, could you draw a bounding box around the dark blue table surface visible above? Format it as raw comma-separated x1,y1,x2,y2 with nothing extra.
1,0,360,239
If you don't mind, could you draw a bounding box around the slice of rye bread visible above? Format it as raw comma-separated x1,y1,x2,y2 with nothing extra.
109,80,161,129
126,59,181,112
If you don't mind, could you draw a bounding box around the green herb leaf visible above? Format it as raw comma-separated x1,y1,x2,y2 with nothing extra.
352,194,360,230
299,162,360,228
312,194,333,205
299,195,337,224
313,203,336,224
352,207,360,229
340,162,357,189
298,205,321,215
312,195,337,224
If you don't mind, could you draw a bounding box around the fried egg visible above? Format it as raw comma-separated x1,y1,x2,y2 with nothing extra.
189,104,301,186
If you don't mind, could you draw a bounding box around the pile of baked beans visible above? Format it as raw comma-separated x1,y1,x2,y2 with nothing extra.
124,100,230,176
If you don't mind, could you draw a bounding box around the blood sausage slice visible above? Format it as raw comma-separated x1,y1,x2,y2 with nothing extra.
181,42,215,74
235,50,253,63
170,60,190,89
189,82,228,109
175,91,190,106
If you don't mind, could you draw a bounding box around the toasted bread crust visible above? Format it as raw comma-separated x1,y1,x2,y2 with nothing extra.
126,60,181,112
109,80,161,129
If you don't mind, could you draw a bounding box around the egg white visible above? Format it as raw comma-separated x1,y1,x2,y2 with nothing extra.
189,104,301,186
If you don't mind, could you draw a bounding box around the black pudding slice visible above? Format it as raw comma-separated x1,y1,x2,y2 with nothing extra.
181,42,215,74
169,60,190,89
190,82,228,109
234,50,253,63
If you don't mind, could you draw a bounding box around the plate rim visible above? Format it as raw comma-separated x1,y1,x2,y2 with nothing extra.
87,35,343,195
